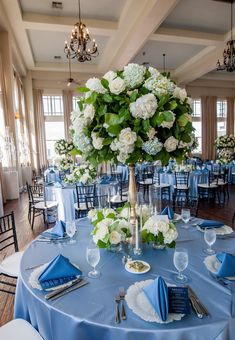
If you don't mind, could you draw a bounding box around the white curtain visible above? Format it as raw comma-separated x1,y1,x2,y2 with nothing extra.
33,89,47,168
63,90,73,140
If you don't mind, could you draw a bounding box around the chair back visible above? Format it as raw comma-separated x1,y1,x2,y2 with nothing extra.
174,171,189,187
208,171,218,186
26,183,43,205
75,184,96,207
173,196,199,217
0,211,18,252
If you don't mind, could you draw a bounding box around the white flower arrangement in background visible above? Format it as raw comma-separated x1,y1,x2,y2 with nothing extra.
64,163,97,184
141,215,178,248
58,155,74,172
215,134,235,164
70,63,194,166
54,139,74,156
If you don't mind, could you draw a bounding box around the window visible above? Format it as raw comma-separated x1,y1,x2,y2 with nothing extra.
191,99,202,153
43,95,64,160
72,96,78,110
216,100,227,137
43,95,63,116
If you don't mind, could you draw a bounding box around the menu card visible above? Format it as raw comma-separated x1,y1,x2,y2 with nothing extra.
168,287,190,314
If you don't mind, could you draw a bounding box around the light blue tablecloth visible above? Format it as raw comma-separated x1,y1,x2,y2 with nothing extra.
14,218,235,340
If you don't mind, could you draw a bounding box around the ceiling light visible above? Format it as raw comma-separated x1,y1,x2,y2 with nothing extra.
64,0,98,62
52,1,63,9
216,0,235,72
54,55,61,60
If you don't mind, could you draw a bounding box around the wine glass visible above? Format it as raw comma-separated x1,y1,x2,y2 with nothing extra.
173,247,188,283
204,228,216,255
65,221,76,244
181,208,191,229
86,242,101,278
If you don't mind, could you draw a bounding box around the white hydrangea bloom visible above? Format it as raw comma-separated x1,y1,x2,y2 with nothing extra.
164,228,178,244
83,104,95,122
109,77,125,95
86,77,107,94
110,138,119,151
129,93,158,120
148,66,161,78
164,136,179,152
109,230,122,244
92,133,104,150
123,63,146,89
117,152,129,163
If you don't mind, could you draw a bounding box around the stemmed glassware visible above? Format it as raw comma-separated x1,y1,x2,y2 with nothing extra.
204,228,216,255
65,221,76,244
86,242,101,278
173,247,189,283
181,208,191,229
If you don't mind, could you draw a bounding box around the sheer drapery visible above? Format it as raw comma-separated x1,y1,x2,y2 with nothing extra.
33,89,47,168
201,96,217,160
226,97,235,135
63,90,73,140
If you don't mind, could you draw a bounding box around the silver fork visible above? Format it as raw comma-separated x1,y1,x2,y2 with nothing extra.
119,287,126,320
115,295,121,323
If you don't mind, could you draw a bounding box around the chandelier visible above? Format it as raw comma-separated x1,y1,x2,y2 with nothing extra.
64,0,98,62
217,1,235,72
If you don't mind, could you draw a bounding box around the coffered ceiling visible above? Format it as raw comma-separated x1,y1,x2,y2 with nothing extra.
1,0,235,85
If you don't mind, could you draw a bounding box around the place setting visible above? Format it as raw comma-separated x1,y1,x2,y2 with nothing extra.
35,220,77,244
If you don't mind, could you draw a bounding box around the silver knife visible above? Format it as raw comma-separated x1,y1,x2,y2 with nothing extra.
45,278,82,300
187,285,210,317
48,280,89,301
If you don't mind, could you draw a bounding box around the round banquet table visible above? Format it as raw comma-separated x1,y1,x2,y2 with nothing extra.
14,218,235,340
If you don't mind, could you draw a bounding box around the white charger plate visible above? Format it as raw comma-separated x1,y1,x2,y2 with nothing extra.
28,263,81,291
204,255,235,281
125,260,150,274
196,225,233,235
125,279,184,323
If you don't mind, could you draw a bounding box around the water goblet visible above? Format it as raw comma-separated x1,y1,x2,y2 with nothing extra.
181,208,191,229
204,228,216,255
65,221,76,244
173,247,189,283
86,242,101,278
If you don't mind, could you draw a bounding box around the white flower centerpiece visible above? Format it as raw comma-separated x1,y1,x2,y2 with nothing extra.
58,155,74,172
88,207,132,251
64,163,97,184
215,135,235,164
71,63,193,243
141,215,178,249
54,139,75,156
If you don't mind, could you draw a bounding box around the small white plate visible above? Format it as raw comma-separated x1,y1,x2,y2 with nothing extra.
125,260,150,274
204,255,235,281
197,225,233,235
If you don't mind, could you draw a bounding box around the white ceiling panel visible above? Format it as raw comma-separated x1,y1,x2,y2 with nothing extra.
20,0,126,21
132,40,204,70
27,29,108,64
161,0,234,34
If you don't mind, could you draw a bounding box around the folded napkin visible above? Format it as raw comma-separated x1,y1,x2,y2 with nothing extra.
161,206,174,220
216,253,235,278
166,170,172,174
42,220,66,239
38,255,82,290
99,175,111,185
142,276,169,321
49,169,55,173
198,220,224,229
110,194,122,203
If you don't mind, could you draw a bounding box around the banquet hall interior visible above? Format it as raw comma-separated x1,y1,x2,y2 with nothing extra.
0,0,235,339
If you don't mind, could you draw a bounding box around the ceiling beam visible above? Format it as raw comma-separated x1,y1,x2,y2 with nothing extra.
22,13,117,36
173,27,235,84
150,27,224,46
99,0,180,71
1,0,35,69
33,62,99,74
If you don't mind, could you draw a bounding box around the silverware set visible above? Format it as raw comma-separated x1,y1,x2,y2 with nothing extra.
115,287,126,323
186,285,210,318
45,278,89,301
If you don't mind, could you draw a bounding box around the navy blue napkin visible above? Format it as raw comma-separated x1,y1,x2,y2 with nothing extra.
161,206,174,220
42,220,66,239
198,220,224,229
99,175,111,185
216,253,235,278
38,255,82,290
142,276,169,321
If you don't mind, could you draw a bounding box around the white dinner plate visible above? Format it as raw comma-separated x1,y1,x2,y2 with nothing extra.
125,279,184,323
125,260,150,274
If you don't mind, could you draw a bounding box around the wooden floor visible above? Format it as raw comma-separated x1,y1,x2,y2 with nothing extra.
0,187,235,326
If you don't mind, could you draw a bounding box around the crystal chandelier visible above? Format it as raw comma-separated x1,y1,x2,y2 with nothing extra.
64,0,98,62
217,1,235,72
